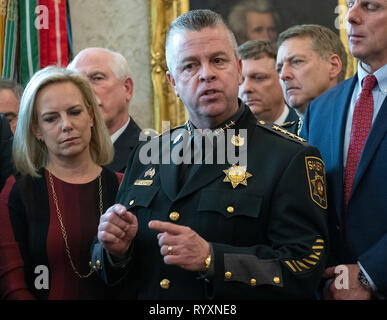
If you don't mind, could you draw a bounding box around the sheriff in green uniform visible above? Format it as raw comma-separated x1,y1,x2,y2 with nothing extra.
91,9,329,300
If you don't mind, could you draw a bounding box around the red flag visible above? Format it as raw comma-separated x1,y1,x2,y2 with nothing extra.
39,0,69,68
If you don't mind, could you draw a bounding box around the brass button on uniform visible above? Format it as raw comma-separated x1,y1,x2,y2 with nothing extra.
226,206,234,213
160,278,170,289
225,271,232,280
273,277,280,284
250,278,257,287
169,211,180,222
129,200,135,206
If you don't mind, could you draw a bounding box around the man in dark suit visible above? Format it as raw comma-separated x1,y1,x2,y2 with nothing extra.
90,9,329,299
276,24,347,120
301,0,387,300
0,115,13,192
68,48,142,173
238,40,300,134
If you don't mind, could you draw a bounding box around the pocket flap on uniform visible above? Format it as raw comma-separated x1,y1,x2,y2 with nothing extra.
125,185,160,209
197,189,262,218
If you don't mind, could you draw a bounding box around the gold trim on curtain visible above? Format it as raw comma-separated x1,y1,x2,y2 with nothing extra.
149,0,189,133
337,0,357,78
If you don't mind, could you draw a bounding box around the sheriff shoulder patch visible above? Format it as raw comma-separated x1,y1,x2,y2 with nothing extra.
305,156,327,209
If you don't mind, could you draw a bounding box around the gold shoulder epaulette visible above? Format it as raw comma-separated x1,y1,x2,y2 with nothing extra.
256,120,307,144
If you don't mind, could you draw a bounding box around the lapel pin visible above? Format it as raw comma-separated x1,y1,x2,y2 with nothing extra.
144,167,156,178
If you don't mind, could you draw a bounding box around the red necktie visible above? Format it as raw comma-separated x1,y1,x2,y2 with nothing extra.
344,75,377,206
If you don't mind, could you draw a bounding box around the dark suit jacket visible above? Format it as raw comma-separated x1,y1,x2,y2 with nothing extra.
92,104,329,300
280,105,301,135
106,118,141,173
301,75,387,296
0,115,13,192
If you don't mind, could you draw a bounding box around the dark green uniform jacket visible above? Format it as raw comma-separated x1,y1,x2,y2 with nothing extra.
91,103,329,300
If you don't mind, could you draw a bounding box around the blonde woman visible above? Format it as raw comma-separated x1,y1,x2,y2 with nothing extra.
0,67,123,299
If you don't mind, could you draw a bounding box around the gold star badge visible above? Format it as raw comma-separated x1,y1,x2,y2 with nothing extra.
223,164,252,189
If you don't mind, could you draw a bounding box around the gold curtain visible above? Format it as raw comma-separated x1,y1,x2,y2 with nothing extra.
337,0,358,78
149,0,189,133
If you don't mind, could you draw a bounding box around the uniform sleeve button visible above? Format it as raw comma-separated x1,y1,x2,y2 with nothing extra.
160,278,170,289
225,271,232,280
250,278,257,286
226,206,234,213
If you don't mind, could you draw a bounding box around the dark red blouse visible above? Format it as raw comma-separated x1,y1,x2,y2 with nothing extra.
0,168,123,300
46,171,104,299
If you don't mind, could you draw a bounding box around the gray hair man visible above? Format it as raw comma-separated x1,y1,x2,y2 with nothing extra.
276,24,347,117
91,9,329,300
68,48,141,172
301,0,387,300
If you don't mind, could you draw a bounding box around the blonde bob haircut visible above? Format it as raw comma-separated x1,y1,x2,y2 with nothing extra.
13,66,114,177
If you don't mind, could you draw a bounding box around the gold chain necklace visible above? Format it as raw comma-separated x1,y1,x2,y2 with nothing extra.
48,171,103,279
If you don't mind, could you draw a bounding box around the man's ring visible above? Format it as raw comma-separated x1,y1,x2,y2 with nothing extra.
167,246,173,255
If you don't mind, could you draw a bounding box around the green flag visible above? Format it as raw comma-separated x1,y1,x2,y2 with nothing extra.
2,0,18,79
19,0,39,86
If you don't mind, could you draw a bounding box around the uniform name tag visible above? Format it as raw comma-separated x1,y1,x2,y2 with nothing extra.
134,179,153,186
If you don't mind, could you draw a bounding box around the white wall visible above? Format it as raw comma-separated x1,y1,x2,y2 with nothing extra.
69,0,153,129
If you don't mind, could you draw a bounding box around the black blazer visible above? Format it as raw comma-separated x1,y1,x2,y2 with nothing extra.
106,118,141,173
